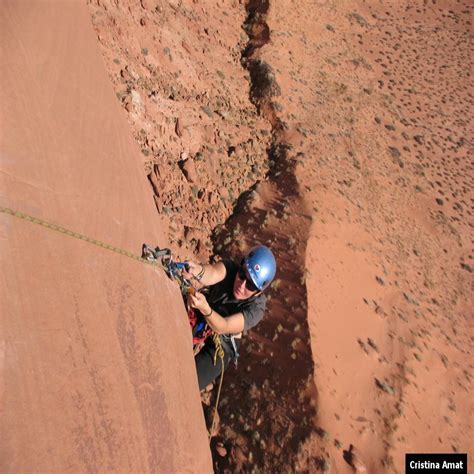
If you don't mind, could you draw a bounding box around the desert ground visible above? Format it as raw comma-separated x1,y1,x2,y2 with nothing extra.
1,0,471,472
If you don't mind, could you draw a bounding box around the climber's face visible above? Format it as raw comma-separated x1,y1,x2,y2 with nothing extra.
233,266,259,300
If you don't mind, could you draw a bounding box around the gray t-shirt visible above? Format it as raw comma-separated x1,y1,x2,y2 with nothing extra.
204,259,266,332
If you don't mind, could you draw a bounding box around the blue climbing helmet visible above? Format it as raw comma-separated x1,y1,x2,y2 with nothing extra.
242,245,276,291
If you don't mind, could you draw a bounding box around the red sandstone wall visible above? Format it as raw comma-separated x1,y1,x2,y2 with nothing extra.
0,2,211,472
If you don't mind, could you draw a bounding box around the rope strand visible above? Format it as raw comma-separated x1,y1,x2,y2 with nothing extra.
0,206,159,267
2,205,226,443
209,334,225,440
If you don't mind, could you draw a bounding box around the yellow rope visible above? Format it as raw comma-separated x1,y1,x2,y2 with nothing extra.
0,206,161,268
212,333,225,365
209,333,225,441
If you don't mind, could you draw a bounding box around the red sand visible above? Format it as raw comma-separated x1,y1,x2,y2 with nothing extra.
0,2,211,472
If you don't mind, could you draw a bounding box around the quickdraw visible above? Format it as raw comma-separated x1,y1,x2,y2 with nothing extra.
141,244,193,292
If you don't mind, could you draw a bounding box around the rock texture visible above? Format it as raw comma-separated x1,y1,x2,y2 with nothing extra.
0,2,211,472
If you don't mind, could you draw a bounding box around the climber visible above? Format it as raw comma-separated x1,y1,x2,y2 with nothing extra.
183,245,277,391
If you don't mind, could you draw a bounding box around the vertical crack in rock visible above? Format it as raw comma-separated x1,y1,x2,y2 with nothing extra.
212,1,317,471
87,0,318,468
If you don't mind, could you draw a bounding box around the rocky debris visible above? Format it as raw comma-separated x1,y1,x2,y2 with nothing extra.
215,441,227,457
130,90,143,115
367,338,379,352
375,378,395,395
230,444,246,469
343,445,368,473
87,0,272,261
120,65,138,82
175,117,183,137
200,387,212,407
179,157,198,183
388,146,404,168
375,275,385,285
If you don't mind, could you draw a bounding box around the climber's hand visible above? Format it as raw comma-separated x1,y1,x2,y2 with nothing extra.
182,261,201,279
188,291,211,315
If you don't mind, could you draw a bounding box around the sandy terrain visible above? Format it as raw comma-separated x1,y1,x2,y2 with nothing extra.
2,0,471,472
296,2,473,470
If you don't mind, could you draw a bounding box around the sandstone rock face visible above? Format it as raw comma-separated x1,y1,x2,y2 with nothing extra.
0,3,211,472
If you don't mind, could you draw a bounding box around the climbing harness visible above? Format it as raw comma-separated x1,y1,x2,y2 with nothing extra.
0,206,227,441
188,307,214,350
